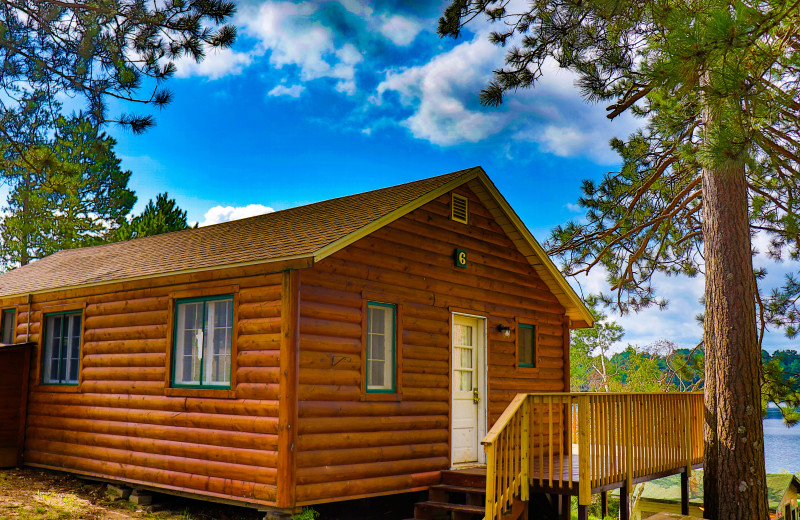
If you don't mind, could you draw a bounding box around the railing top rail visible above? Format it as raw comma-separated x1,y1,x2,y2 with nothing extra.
481,393,527,446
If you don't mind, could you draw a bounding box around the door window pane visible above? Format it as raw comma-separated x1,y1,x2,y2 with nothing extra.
1,309,15,344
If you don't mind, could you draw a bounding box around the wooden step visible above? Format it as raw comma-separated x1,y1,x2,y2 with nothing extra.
430,483,486,496
414,500,485,515
440,469,487,488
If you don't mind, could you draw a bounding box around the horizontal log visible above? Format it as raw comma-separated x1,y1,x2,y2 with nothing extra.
85,297,167,317
298,334,360,355
401,344,448,362
83,339,167,355
298,368,360,387
25,413,279,451
296,442,448,468
400,387,449,401
238,300,281,320
28,392,278,416
236,367,280,384
236,383,280,400
298,415,448,435
26,402,279,435
24,450,277,501
297,384,361,401
84,310,168,330
28,425,277,469
295,470,440,502
295,456,449,485
299,317,361,339
238,284,282,304
80,380,164,395
237,350,280,368
403,373,447,389
299,351,360,371
237,333,280,351
402,330,446,349
299,284,362,308
298,400,449,418
81,366,165,382
84,324,166,342
402,358,448,375
81,352,166,368
300,300,361,324
296,428,448,451
238,317,281,336
301,270,435,307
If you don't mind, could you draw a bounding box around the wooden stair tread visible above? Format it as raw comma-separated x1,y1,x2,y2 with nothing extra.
415,501,485,514
430,483,486,494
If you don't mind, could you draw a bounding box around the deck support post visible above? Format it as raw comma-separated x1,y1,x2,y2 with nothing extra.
619,484,629,520
600,491,608,517
559,495,570,520
681,470,690,515
577,504,589,520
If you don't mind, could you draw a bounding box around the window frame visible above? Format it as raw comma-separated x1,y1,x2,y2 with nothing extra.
360,293,402,401
170,293,235,390
365,301,397,393
1,307,16,344
41,309,84,386
516,321,538,369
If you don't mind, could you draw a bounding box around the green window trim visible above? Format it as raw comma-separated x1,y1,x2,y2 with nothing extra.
1,308,15,344
518,323,536,368
171,294,234,390
42,310,82,386
366,301,396,393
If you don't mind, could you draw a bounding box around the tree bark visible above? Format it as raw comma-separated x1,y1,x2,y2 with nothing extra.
701,157,768,519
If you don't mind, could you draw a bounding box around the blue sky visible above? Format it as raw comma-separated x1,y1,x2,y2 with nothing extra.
104,0,795,353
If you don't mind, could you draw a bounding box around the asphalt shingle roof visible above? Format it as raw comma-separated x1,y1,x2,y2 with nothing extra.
0,168,474,298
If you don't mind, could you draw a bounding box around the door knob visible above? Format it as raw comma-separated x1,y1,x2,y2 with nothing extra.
472,388,480,404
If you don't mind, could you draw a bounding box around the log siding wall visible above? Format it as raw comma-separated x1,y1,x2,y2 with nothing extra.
5,263,289,507
295,184,569,504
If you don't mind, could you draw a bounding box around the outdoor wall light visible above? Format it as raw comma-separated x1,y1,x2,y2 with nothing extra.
496,324,512,337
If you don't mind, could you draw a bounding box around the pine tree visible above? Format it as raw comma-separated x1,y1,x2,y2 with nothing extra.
114,192,195,241
0,0,236,136
0,115,136,266
439,1,800,518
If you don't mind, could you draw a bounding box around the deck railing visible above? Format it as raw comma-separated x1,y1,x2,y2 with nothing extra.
482,392,704,520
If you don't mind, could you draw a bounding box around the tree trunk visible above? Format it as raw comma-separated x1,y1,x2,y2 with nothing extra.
701,158,768,519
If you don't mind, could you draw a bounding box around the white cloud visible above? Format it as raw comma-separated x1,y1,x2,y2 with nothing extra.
376,36,512,145
268,84,306,98
174,47,253,80
379,15,423,46
239,2,363,95
374,33,640,164
200,204,275,226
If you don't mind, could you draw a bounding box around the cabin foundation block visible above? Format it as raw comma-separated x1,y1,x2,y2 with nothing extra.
106,484,131,500
128,490,153,506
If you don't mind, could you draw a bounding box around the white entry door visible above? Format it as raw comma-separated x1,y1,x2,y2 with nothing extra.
451,314,486,466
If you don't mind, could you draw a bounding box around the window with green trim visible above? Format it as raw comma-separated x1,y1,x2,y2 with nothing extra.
518,323,536,368
366,302,396,392
172,295,233,388
42,311,82,385
1,308,15,344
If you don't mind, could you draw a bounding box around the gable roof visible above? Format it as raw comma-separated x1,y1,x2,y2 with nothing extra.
0,166,593,327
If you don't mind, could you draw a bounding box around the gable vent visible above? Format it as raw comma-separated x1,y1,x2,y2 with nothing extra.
451,193,469,224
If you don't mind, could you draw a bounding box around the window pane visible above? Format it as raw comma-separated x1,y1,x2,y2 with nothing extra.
205,299,232,385
66,315,81,383
519,325,534,366
459,371,472,391
1,310,14,344
44,315,61,383
367,303,394,392
175,302,203,385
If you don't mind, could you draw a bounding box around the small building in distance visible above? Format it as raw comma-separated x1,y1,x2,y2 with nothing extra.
630,472,800,520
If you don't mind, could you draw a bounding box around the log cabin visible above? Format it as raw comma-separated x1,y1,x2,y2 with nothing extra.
0,166,704,520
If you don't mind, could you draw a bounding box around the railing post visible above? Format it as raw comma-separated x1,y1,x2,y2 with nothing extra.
625,393,633,490
684,395,692,478
520,396,530,502
486,443,496,520
577,394,591,507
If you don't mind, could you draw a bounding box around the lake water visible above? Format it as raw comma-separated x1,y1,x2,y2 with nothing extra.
764,407,800,474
